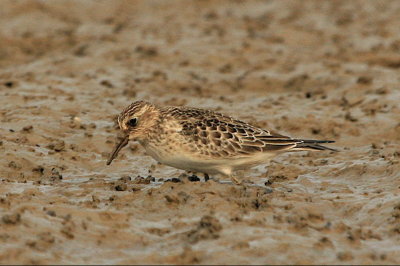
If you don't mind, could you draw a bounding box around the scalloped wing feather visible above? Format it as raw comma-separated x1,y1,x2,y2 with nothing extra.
168,107,310,157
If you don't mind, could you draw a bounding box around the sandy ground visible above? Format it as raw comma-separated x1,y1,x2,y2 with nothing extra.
1,0,400,264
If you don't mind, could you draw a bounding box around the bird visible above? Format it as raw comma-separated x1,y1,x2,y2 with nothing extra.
106,100,336,185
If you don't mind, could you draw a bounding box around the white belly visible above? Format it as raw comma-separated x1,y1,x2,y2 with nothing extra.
140,141,276,176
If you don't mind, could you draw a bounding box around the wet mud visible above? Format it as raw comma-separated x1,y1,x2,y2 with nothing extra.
1,0,400,264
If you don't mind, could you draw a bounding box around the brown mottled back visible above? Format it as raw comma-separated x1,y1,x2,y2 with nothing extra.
161,106,301,158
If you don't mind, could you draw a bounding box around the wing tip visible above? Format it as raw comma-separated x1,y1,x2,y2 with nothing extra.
294,143,339,152
300,139,335,144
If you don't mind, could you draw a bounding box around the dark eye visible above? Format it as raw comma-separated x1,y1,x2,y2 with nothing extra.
127,118,138,127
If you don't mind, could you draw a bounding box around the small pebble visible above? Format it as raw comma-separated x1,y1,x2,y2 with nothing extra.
119,175,131,182
2,213,21,224
47,140,65,152
188,175,200,182
21,125,33,133
49,168,63,180
133,176,151,184
46,210,56,217
265,180,273,186
115,183,127,191
4,81,14,88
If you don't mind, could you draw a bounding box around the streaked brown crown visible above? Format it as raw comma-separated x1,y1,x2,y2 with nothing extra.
118,101,153,125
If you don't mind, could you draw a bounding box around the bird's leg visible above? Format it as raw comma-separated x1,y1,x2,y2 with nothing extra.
230,174,242,185
217,168,242,185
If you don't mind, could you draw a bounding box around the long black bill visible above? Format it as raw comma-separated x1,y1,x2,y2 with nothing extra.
106,134,129,165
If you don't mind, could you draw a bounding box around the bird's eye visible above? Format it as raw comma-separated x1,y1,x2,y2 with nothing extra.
127,118,138,127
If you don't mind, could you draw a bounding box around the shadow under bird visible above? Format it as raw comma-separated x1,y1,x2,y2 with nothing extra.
107,101,336,184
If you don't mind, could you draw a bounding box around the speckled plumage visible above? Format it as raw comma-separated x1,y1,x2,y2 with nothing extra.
107,101,336,184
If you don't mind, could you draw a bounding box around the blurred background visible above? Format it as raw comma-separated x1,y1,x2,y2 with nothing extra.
0,0,399,264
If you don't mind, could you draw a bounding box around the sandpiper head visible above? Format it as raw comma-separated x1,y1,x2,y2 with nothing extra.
117,100,158,139
107,100,157,165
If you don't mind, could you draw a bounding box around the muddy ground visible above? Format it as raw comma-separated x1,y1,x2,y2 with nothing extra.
1,0,400,264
